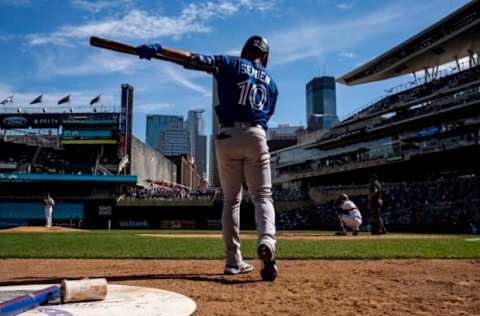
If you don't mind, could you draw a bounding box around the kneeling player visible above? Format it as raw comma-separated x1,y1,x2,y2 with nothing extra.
335,194,362,236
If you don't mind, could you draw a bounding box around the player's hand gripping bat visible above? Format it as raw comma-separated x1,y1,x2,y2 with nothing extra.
0,278,107,316
89,36,217,74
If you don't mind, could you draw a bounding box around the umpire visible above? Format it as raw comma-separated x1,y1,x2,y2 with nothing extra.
368,174,386,235
135,35,279,281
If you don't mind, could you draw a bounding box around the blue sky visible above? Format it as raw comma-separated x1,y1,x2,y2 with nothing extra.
0,0,470,141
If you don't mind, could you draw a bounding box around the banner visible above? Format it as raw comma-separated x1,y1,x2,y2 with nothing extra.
0,113,119,130
62,129,113,140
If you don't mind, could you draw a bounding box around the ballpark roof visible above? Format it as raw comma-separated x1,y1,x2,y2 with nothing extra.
337,0,480,85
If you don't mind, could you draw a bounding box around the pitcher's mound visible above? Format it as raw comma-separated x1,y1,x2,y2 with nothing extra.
0,284,196,316
0,226,86,233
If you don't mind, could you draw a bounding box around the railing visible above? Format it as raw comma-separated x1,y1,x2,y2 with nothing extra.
273,136,479,183
340,59,477,121
0,105,121,113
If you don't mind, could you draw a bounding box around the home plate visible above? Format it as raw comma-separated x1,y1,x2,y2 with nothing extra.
0,284,196,316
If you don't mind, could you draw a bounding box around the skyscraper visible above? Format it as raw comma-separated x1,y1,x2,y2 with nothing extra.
186,109,207,179
146,115,183,150
158,127,190,156
306,76,339,130
196,135,207,179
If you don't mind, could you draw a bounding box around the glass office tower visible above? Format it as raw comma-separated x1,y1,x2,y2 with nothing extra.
306,76,339,130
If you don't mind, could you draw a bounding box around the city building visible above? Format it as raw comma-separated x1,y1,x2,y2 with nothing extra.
145,115,183,150
158,127,190,156
196,135,207,179
167,155,207,191
306,76,339,131
186,109,207,179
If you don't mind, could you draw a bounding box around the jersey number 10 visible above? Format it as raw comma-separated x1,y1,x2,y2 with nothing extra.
237,79,267,110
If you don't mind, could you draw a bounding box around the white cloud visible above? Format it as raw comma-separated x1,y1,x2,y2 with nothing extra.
336,2,355,11
0,0,30,6
26,1,278,46
339,51,357,59
0,83,114,108
71,0,133,14
268,2,433,66
0,32,14,43
163,66,211,98
53,51,139,76
135,102,175,113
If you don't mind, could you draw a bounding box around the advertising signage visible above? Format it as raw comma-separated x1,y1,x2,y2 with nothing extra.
0,113,119,130
0,114,62,129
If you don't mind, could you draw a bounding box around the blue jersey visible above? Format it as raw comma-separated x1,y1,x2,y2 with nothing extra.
201,55,278,129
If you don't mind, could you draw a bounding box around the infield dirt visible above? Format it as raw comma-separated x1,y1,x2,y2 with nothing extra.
1,258,479,315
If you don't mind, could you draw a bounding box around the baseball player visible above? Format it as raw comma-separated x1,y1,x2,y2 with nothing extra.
44,193,55,227
135,35,278,281
368,174,386,235
335,194,362,236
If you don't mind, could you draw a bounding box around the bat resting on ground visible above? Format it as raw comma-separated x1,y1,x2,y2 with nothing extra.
0,278,107,316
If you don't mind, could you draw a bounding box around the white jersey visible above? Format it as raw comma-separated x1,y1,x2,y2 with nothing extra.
339,200,362,219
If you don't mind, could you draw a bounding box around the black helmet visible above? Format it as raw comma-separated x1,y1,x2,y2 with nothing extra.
336,193,349,205
240,35,269,67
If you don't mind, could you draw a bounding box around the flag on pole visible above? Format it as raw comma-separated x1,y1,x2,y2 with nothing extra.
90,94,101,105
0,96,13,105
30,95,43,104
57,94,70,105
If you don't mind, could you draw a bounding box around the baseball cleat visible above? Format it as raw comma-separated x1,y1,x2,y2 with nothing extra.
258,244,277,281
335,230,348,236
224,261,254,275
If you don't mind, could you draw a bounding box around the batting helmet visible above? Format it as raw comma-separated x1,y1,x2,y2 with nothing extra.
241,35,269,67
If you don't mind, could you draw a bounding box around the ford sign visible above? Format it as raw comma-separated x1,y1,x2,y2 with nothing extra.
2,116,28,128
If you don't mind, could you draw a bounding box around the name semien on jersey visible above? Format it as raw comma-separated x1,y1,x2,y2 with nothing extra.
240,64,271,85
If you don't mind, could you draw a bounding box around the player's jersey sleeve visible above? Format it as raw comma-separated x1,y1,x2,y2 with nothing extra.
190,54,237,77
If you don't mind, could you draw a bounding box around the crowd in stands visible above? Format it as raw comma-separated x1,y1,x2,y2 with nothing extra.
124,186,311,203
124,185,217,201
0,140,118,175
276,175,480,233
272,188,307,201
343,62,480,124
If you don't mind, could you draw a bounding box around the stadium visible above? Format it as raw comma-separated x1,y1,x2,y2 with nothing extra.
0,1,479,315
271,0,480,233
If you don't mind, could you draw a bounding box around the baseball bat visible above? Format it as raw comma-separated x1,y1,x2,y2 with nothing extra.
90,36,186,64
89,36,217,73
0,278,107,316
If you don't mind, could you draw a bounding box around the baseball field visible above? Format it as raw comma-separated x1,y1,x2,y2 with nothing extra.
1,227,479,315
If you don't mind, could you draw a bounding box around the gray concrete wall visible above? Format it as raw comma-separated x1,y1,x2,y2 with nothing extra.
131,136,176,186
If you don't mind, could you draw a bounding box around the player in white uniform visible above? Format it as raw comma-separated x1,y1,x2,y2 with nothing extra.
44,194,55,227
335,194,362,236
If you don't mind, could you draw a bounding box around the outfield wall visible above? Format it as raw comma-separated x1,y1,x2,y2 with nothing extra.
131,136,177,186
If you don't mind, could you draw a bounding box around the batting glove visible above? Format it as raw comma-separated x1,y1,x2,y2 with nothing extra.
136,43,162,60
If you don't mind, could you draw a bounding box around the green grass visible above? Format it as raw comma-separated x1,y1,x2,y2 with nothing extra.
0,230,479,259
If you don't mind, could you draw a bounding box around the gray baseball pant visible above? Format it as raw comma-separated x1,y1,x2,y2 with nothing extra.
215,125,276,267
